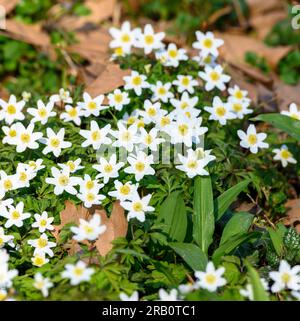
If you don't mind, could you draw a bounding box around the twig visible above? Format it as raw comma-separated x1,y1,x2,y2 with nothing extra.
206,6,232,28
186,273,195,284
232,0,248,29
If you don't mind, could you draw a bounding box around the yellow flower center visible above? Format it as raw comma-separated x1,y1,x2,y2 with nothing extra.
37,238,48,248
74,267,84,276
232,103,242,112
160,117,170,127
203,38,213,48
88,101,97,110
147,107,157,117
133,201,143,212
145,134,153,145
203,56,212,64
67,161,76,172
68,108,78,117
281,149,291,159
19,172,27,182
38,108,47,118
0,291,7,301
91,130,101,141
196,148,205,159
127,117,136,125
86,193,95,202
114,94,123,103
205,274,216,284
122,131,131,141
158,87,166,96
8,129,17,137
291,113,300,120
3,179,12,190
86,180,94,190
58,175,69,186
216,106,226,117
178,124,189,136
0,238,3,246
180,102,189,110
137,120,144,128
29,161,37,169
33,256,45,266
187,160,198,169
20,133,30,143
121,33,131,43
132,76,142,86
120,185,130,195
104,164,113,173
11,211,20,219
168,49,178,58
185,111,191,118
281,272,291,284
210,71,220,81
7,105,16,115
144,34,154,45
135,162,145,172
235,90,243,100
35,280,45,289
248,134,257,145
40,219,47,227
114,47,124,56
50,137,60,148
84,225,94,233
181,77,190,86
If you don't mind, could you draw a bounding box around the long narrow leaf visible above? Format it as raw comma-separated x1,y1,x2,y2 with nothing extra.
244,260,270,301
220,212,254,245
215,179,251,221
193,176,215,254
267,227,283,257
156,191,187,242
169,242,207,271
252,113,300,141
212,232,258,264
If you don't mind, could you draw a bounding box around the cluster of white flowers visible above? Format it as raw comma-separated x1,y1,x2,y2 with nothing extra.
0,21,299,300
0,250,18,300
240,260,300,301
120,260,300,301
120,261,227,301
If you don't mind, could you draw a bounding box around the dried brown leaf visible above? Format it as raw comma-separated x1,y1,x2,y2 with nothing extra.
1,19,50,47
52,200,91,240
57,0,116,31
0,0,19,13
215,32,291,69
67,29,110,62
250,11,287,40
226,63,261,103
273,77,300,112
246,0,286,40
53,201,127,257
95,201,128,256
0,86,9,100
86,63,131,96
283,199,300,233
246,0,284,17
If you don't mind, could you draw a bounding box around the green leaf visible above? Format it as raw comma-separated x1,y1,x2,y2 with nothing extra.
220,212,254,245
252,113,300,141
169,242,207,271
213,233,258,264
215,179,251,221
267,227,283,256
156,191,187,242
244,260,270,301
193,175,215,254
